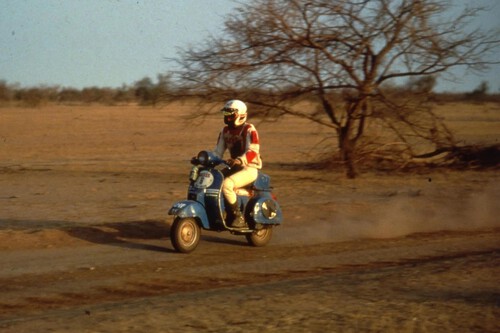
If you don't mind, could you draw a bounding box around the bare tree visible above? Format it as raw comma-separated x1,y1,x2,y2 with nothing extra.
170,0,499,177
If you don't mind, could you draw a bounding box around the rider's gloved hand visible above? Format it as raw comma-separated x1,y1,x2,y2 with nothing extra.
226,158,242,168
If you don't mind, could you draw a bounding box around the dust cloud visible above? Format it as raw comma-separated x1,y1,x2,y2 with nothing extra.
276,183,500,245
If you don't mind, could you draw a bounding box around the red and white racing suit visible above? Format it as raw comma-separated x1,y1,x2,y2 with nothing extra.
213,123,262,205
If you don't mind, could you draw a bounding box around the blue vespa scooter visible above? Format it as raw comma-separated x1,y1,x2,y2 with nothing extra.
168,150,283,253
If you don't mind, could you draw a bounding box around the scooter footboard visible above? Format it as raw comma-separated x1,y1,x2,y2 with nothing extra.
168,200,210,229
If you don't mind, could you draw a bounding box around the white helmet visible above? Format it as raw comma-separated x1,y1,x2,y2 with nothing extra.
221,99,247,128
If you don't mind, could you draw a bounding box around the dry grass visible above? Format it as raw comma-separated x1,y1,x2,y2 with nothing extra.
0,101,498,332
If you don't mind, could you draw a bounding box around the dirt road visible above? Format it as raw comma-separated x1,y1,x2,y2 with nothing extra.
0,225,498,332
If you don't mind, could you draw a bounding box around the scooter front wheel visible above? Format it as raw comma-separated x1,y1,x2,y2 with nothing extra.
246,227,273,247
171,217,201,253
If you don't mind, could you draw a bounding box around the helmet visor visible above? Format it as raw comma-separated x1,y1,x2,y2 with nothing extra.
222,107,238,126
222,107,238,116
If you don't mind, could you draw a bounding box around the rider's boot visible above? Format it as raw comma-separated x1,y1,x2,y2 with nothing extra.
227,201,246,228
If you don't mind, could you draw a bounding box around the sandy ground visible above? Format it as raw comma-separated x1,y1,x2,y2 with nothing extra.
0,103,499,332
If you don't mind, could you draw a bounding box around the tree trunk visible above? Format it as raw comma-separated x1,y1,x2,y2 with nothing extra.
339,127,357,179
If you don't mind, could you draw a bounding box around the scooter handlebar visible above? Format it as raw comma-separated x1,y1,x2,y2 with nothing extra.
192,150,230,168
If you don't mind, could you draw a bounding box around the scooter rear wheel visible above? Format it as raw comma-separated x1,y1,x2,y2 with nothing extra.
246,227,273,247
171,217,201,253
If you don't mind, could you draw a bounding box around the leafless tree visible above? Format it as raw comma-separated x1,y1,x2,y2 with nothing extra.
170,0,499,177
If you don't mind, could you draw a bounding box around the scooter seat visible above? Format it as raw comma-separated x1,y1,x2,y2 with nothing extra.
235,172,271,196
253,173,271,191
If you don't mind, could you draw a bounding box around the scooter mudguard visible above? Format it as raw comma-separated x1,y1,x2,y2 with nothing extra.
168,200,210,229
250,197,283,225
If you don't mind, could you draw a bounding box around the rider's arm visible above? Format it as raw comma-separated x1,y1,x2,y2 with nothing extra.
238,124,261,167
213,129,226,158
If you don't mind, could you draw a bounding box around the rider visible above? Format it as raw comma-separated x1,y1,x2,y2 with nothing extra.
213,99,262,228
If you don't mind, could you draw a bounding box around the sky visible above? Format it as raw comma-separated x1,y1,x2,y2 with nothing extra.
1,0,499,93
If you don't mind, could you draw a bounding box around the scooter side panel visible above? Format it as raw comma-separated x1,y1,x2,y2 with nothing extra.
168,200,210,229
249,196,283,225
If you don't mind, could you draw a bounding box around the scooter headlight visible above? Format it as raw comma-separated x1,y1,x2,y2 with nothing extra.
197,151,209,165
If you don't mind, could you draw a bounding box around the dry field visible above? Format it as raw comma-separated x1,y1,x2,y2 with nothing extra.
0,102,499,332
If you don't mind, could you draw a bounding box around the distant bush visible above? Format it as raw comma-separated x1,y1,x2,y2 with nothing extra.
0,76,498,107
435,81,500,104
15,87,57,107
0,80,14,102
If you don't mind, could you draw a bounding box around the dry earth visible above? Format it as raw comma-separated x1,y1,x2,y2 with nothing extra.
0,102,499,332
